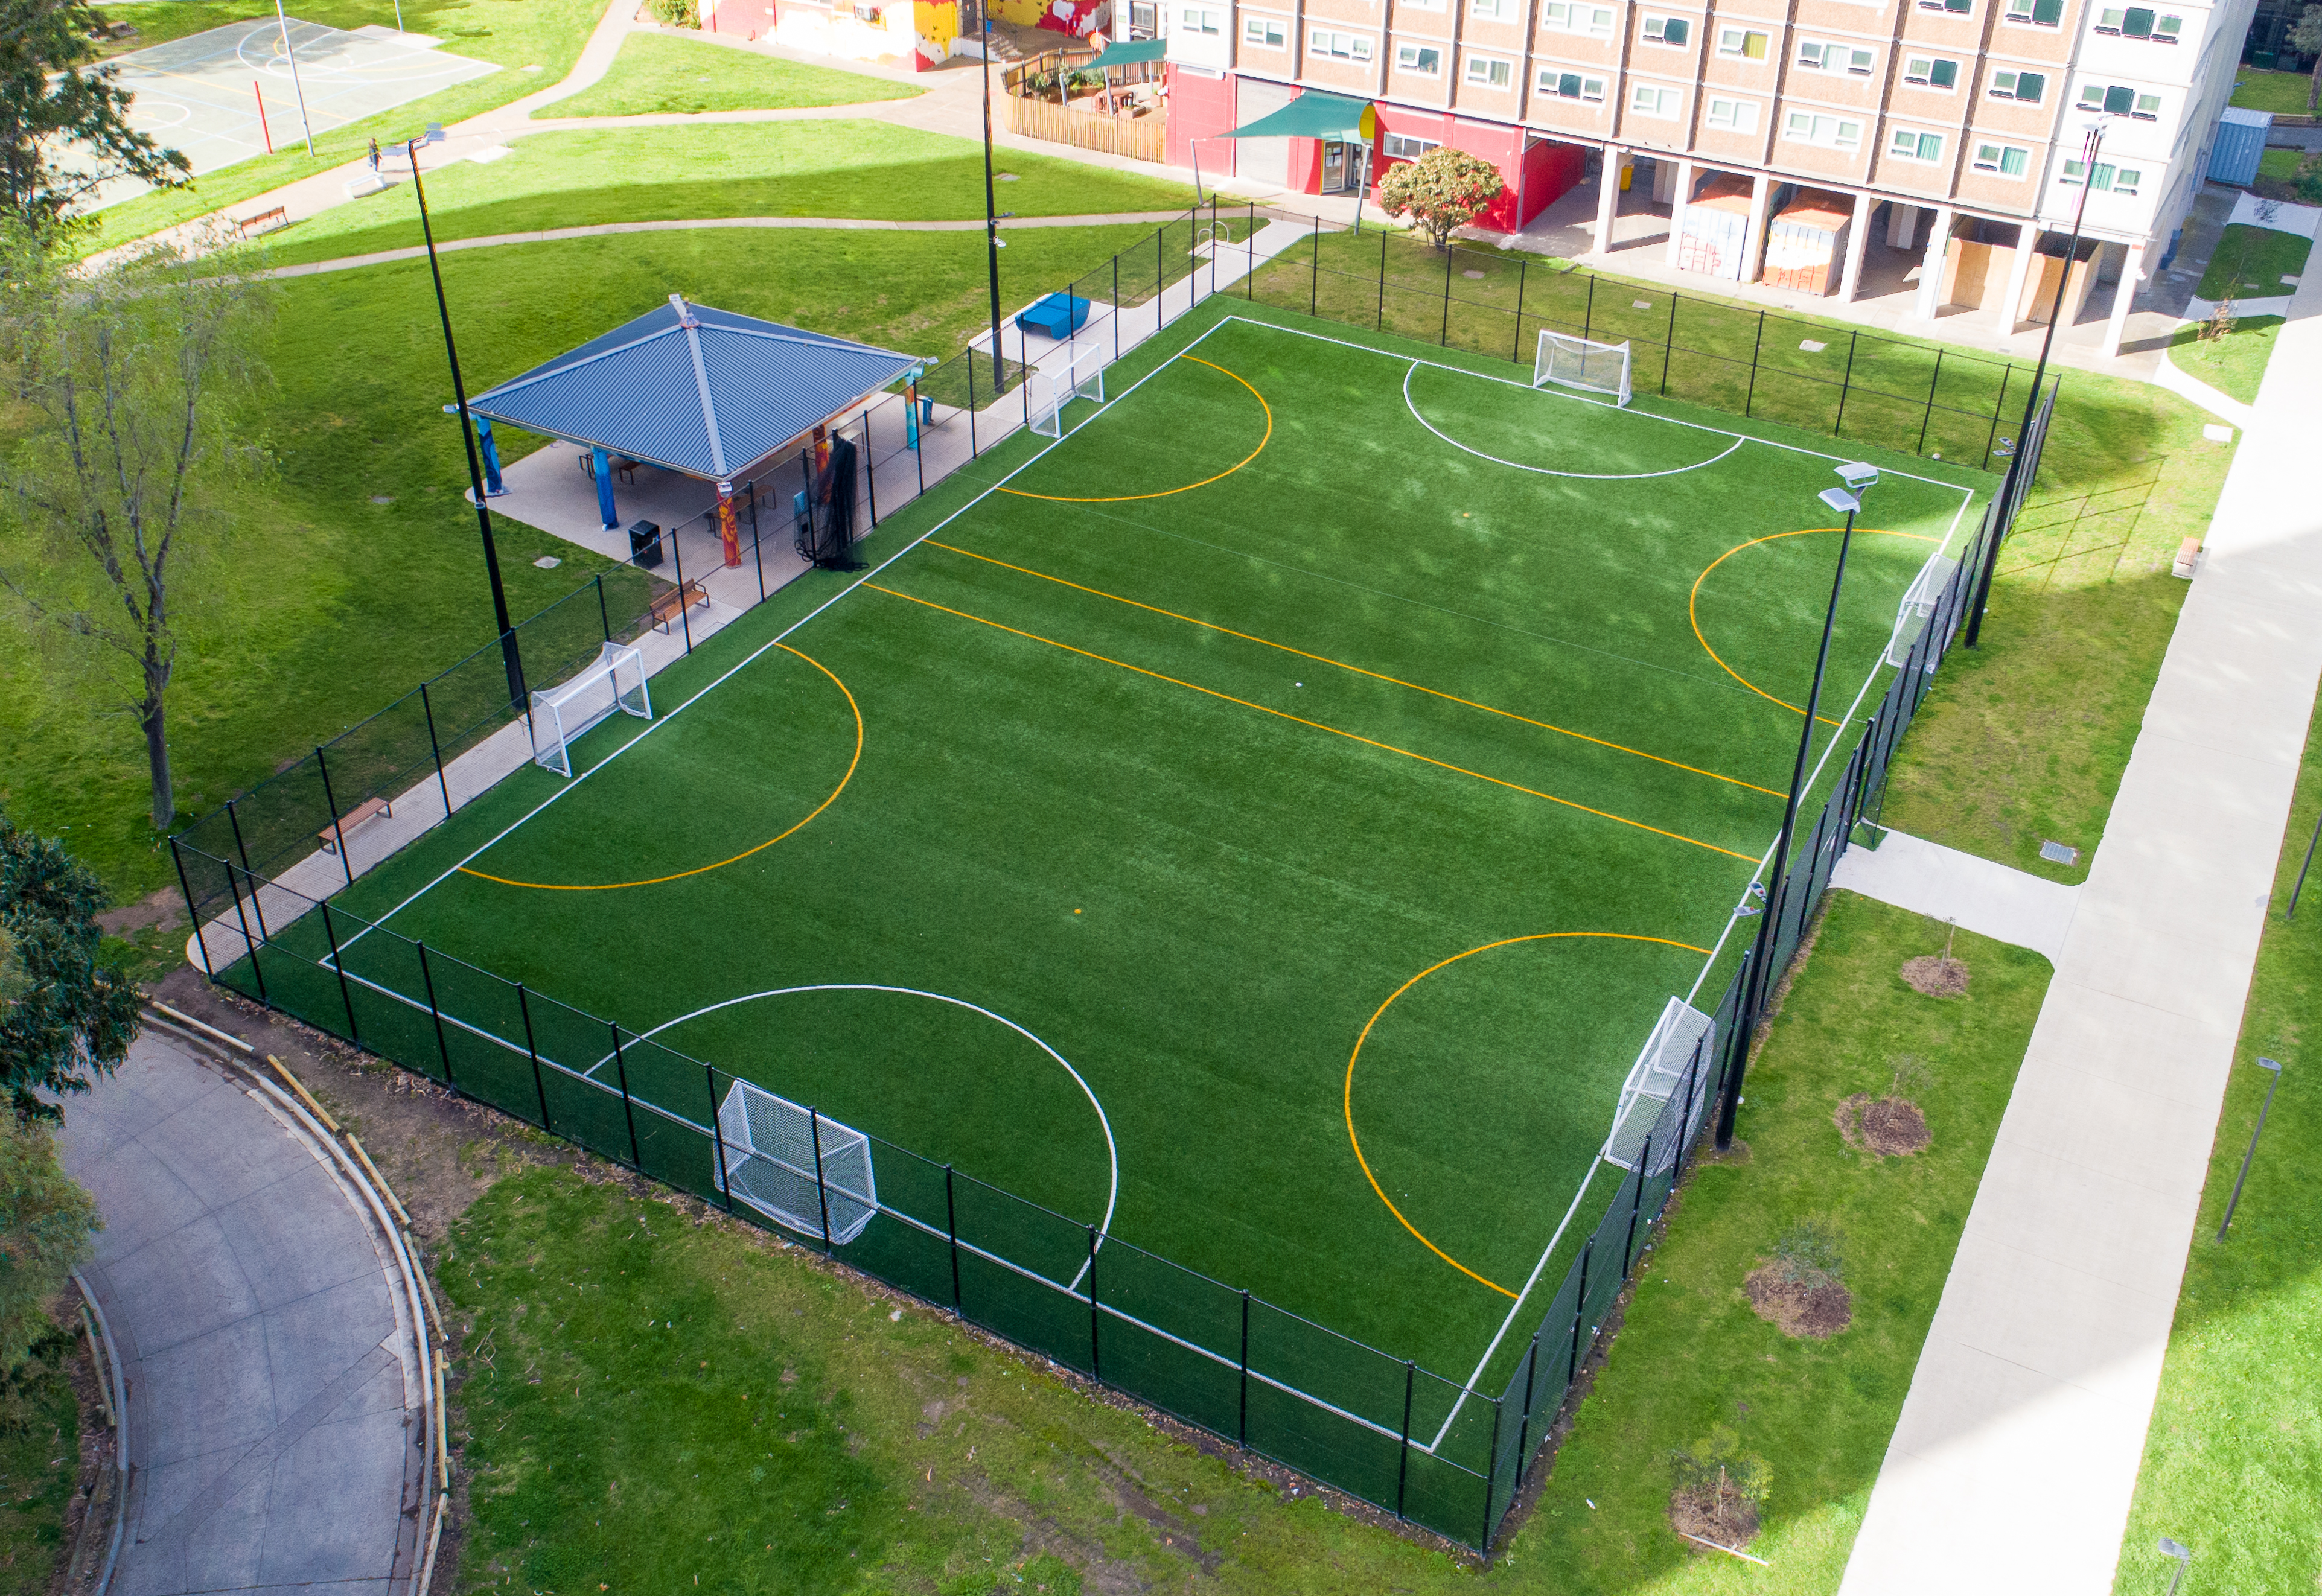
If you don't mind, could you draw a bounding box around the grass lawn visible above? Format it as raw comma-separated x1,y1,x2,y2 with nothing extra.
2258,148,2302,183
2165,314,2284,407
544,30,917,116
254,122,1202,266
0,223,1158,903
2230,65,2318,116
78,0,611,255
0,1332,81,1591
2196,223,2313,302
2114,699,2322,1595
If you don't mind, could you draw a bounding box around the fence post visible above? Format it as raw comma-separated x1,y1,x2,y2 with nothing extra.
1237,1288,1251,1446
1311,214,1320,317
1511,255,1528,364
1982,363,2011,471
219,862,260,993
1567,1237,1592,1384
1513,1333,1542,1460
704,1065,734,1210
170,838,216,981
419,683,453,821
1833,329,1860,437
945,1165,962,1309
1582,274,1595,343
608,1022,642,1167
1479,1393,1503,1552
1659,294,1676,396
1743,310,1765,416
861,412,877,527
518,983,551,1131
1917,348,1944,454
1395,1360,1415,1518
748,480,768,601
967,342,978,457
1441,240,1455,346
1247,198,1256,299
669,512,694,654
1114,253,1121,361
1086,1225,1101,1379
315,746,354,888
809,1108,834,1250
416,941,454,1084
317,900,360,1044
225,801,269,941
1376,229,1388,331
1622,1135,1652,1273
1158,223,1166,330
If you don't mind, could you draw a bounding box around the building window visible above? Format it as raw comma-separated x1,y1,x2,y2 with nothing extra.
1470,0,1510,18
1395,41,1441,71
1536,66,1608,100
1717,25,1768,56
1971,140,2030,174
2078,81,2162,118
1641,14,1689,45
2062,161,2143,194
1784,110,1863,148
1630,84,1680,116
1383,132,1442,158
1466,54,1513,86
1181,5,1220,31
1243,16,1285,46
1705,95,1758,130
1797,39,1874,72
1309,27,1373,59
2096,5,2178,31
1989,69,2046,101
1904,55,1958,87
2002,0,2063,22
1889,129,1945,162
1916,0,1971,13
1542,2,1615,34
2113,166,2143,193
1129,0,1156,34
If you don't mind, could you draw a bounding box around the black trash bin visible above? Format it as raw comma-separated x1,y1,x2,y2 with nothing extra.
628,520,663,568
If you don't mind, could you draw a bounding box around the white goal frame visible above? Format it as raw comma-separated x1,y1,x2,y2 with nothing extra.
1534,329,1633,408
1884,550,1961,669
1602,996,1715,1172
1029,345,1108,439
528,641,651,778
717,1078,878,1244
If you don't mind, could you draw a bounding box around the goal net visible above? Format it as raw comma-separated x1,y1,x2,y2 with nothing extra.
1885,551,1961,670
1601,996,1715,1173
718,1078,878,1245
1029,345,1107,439
1534,329,1633,408
528,641,651,778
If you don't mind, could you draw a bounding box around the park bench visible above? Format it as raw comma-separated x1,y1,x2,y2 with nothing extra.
2172,537,2201,578
237,205,290,237
650,580,709,632
317,796,391,854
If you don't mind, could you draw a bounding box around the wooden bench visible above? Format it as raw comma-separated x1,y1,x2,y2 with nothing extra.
318,796,390,854
650,580,709,632
237,205,290,237
2172,536,2202,578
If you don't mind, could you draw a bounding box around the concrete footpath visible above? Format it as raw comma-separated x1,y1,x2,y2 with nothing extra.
58,1032,428,1595
1839,262,2322,1590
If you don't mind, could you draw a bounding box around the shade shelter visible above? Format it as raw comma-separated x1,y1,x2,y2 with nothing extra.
463,295,919,565
1216,90,1376,200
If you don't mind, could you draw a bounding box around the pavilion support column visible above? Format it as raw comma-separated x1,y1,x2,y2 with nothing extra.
1663,159,1695,268
2100,241,2147,359
1912,206,1956,320
1741,172,1773,285
1593,144,1624,258
1996,220,2041,337
592,445,617,529
1838,189,1874,302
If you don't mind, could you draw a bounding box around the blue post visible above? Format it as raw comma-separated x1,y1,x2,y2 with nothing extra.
476,416,505,496
592,445,617,529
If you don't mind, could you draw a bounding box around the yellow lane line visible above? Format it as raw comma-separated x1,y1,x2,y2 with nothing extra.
1689,528,1936,726
996,354,1272,503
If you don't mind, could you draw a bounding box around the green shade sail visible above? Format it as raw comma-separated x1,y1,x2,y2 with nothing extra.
1088,36,1169,65
1219,90,1373,139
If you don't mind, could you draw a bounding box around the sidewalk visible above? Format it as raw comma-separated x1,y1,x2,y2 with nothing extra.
1838,255,2322,1593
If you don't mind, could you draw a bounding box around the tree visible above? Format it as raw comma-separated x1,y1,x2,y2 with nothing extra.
0,0,190,230
0,810,139,1126
1376,147,1507,249
0,228,275,831
2292,5,2322,113
0,1113,98,1375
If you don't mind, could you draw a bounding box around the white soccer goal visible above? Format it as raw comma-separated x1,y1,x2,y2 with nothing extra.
1534,329,1634,407
528,641,651,778
1884,552,1961,669
1029,345,1108,439
1602,996,1715,1172
718,1078,878,1244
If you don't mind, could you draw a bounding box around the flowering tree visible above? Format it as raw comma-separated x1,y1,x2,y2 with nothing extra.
1376,147,1505,249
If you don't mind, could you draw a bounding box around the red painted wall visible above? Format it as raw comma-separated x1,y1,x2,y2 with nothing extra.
1165,66,1239,173
1354,102,1584,230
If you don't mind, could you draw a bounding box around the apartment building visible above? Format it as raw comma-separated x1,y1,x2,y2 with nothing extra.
1160,0,2259,352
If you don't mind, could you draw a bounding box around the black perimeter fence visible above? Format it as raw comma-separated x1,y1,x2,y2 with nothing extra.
167,201,2059,1553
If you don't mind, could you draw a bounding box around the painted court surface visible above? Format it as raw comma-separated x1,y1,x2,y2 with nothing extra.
226,307,1988,1431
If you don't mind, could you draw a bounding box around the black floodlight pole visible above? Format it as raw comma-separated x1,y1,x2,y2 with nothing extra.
410,135,524,712
1716,464,1879,1149
1967,119,2104,649
2287,804,2322,917
2215,1057,2282,1241
980,3,1007,397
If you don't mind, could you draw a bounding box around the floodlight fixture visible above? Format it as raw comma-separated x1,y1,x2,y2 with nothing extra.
2158,1537,2192,1596
1820,486,1861,517
1837,461,1880,490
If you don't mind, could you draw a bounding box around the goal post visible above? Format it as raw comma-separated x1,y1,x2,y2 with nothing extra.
529,641,651,778
1534,329,1634,408
1602,996,1715,1172
1028,345,1108,439
1885,550,1961,670
718,1078,878,1244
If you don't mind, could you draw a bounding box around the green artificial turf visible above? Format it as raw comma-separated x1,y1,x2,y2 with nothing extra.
543,30,917,117
2114,698,2322,1595
204,307,1987,1533
2196,224,2312,302
2230,65,2319,115
252,122,1203,268
2166,314,2284,407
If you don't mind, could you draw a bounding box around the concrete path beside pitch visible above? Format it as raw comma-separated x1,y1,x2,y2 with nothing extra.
59,1032,426,1596
1839,265,2322,1595
1831,828,2081,962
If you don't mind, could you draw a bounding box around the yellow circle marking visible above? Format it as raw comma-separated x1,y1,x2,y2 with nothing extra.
458,644,863,891
997,353,1271,503
1345,930,1713,1298
1689,528,1937,726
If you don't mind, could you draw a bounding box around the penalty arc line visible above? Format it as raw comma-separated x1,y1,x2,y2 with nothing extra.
1402,362,1749,480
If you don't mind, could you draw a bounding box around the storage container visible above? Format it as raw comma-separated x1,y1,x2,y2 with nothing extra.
1761,188,1853,296
2207,107,2273,188
1676,174,1753,281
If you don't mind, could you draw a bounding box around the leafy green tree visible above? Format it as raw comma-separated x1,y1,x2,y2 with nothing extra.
1376,145,1506,249
0,0,191,230
0,1114,98,1375
0,809,140,1125
2292,5,2322,113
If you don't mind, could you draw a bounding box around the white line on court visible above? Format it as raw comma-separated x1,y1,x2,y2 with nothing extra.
1400,363,1749,480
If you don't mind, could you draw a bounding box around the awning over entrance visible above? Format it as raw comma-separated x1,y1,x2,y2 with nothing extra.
1219,90,1373,140
1088,36,1167,66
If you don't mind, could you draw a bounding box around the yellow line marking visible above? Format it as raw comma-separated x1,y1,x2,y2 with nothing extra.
456,646,863,891
996,354,1272,502
867,583,1757,862
1346,931,1715,1298
1689,529,1937,725
928,540,1785,801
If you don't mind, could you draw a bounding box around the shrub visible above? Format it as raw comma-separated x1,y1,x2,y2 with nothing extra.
650,0,701,28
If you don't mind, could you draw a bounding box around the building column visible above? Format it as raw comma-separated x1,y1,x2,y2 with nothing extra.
1741,172,1773,284
1887,202,1920,250
2100,242,2147,359
1664,159,1695,267
1594,144,1624,256
1911,206,1955,319
1996,221,2040,335
1839,189,1875,302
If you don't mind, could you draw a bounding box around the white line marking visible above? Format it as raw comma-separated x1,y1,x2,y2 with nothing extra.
1402,362,1747,481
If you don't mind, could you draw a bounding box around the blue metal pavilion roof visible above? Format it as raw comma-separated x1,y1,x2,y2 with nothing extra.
465,296,920,482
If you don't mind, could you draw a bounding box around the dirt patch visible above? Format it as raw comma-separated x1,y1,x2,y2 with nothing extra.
1668,1482,1760,1552
1744,1264,1852,1338
1834,1093,1931,1157
1899,955,1968,996
96,887,185,936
